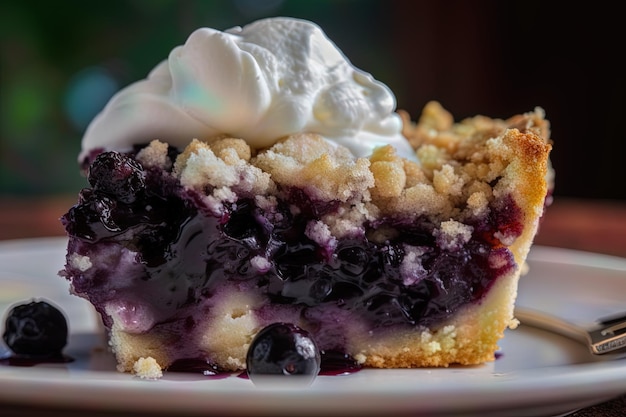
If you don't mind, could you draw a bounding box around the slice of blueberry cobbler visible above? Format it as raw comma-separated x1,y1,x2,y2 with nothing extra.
60,101,552,375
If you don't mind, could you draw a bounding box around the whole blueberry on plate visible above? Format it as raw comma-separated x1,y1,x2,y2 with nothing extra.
246,322,321,386
2,300,68,357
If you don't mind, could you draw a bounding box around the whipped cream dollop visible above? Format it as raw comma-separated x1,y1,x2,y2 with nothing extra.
79,17,416,162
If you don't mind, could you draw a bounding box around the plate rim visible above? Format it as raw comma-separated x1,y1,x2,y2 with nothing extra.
1,237,625,416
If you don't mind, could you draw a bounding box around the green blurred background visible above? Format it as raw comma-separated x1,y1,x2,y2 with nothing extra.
1,0,625,200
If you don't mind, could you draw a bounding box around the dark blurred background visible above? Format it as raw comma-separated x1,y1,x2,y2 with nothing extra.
1,0,625,200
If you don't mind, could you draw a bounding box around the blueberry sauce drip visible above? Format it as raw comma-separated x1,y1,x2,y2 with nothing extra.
167,358,224,376
61,149,520,365
319,350,361,375
0,354,73,367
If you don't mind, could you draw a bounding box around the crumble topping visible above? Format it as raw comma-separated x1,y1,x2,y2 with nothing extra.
134,100,550,246
173,138,273,197
253,133,375,203
305,220,338,254
399,246,428,286
436,220,473,251
323,202,376,239
136,140,171,170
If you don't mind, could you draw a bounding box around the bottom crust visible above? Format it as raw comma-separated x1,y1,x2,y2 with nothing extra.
108,245,522,373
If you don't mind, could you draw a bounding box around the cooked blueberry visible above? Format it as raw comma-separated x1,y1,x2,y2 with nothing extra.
246,322,320,385
2,300,68,357
88,151,145,203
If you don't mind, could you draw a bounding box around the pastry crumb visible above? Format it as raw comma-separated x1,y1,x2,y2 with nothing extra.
133,356,163,379
69,253,92,272
136,140,171,170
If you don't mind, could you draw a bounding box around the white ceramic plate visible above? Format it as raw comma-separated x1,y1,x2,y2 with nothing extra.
1,237,626,417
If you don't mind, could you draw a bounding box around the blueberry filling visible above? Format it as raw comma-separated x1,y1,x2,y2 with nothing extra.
61,149,520,364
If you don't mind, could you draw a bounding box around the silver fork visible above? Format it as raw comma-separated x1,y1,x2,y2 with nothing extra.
515,307,626,358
